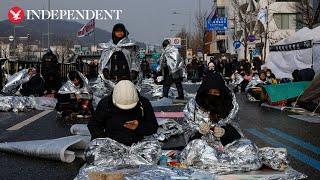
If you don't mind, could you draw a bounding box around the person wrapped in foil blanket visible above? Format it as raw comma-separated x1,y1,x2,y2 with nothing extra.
98,23,141,95
58,71,90,95
181,72,289,174
2,68,41,95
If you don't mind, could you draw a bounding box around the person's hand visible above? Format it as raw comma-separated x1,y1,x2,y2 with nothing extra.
213,126,225,138
75,94,81,102
199,122,210,135
124,120,139,130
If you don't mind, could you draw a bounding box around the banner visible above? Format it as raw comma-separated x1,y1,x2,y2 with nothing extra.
270,40,313,52
77,19,95,37
257,9,267,24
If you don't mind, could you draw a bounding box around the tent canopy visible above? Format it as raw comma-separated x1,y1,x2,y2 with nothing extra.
265,27,320,79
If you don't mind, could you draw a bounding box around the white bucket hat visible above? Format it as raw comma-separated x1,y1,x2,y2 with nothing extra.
112,80,139,110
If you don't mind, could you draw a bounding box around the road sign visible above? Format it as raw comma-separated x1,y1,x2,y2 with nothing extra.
233,41,241,49
165,37,181,46
9,36,14,41
248,35,256,42
152,52,161,59
206,17,228,31
253,49,261,57
139,52,145,59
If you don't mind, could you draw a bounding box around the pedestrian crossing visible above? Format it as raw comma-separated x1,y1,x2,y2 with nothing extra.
246,128,320,171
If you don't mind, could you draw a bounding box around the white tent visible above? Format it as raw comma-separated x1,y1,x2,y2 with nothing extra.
265,26,320,79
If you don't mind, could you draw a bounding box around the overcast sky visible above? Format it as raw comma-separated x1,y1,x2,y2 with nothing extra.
1,0,213,45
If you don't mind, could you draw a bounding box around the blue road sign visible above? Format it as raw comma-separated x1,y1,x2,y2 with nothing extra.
206,17,228,31
233,41,241,49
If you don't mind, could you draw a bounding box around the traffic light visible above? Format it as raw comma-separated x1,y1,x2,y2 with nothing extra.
27,34,31,40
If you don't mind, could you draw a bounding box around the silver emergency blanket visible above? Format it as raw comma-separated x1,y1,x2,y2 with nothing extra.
33,97,58,110
181,92,264,174
84,138,161,166
2,69,30,95
160,45,182,74
146,86,195,99
58,71,90,94
0,96,57,112
75,164,214,180
259,147,289,171
245,74,263,92
231,72,244,85
154,119,184,141
98,37,139,81
183,92,241,142
0,96,34,112
150,97,173,107
180,138,262,174
89,77,115,108
0,135,90,163
141,78,155,87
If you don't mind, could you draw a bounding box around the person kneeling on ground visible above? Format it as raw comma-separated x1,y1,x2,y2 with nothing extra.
181,72,261,173
185,72,242,145
88,80,158,146
56,71,93,117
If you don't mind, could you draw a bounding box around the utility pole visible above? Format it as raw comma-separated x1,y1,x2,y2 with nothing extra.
263,5,269,63
48,0,50,49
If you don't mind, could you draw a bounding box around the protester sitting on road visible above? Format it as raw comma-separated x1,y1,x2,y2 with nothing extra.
20,68,45,97
88,80,158,146
265,69,277,84
185,72,242,145
56,71,93,118
292,68,315,82
181,72,261,172
245,73,265,101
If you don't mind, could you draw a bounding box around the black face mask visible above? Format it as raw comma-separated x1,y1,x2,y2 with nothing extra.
202,95,223,113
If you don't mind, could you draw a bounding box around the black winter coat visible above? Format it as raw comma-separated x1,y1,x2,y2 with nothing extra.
88,95,158,146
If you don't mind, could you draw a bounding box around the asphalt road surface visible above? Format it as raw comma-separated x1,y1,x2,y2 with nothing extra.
0,83,319,179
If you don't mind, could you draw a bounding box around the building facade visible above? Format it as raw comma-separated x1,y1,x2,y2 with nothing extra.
205,0,306,61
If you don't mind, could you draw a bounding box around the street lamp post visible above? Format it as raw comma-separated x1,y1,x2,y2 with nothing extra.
172,11,192,38
170,27,188,59
13,25,24,56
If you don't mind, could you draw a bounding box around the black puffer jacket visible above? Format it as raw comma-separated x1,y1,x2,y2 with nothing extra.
88,94,158,146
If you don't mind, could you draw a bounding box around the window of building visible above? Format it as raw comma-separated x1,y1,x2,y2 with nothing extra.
274,13,298,29
217,7,225,17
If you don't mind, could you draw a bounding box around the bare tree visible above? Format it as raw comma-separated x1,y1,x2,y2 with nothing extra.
296,0,320,29
175,27,191,59
55,37,74,63
194,9,208,59
232,0,258,61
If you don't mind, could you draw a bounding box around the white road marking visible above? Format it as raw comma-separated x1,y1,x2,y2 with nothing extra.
6,110,53,131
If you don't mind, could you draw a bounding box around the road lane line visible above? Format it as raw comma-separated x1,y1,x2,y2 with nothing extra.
246,128,320,171
266,128,320,155
6,110,53,131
